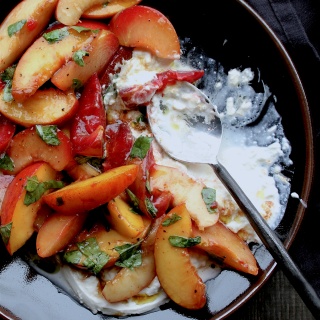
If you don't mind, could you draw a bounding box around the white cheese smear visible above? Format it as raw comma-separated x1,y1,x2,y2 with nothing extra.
32,47,292,317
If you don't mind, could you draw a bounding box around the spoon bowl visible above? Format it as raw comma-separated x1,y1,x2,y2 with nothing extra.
147,81,320,319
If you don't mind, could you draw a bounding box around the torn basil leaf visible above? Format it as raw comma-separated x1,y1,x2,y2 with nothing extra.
162,213,181,226
126,189,140,209
169,235,201,248
0,154,14,171
1,65,16,102
64,238,109,274
201,187,217,214
129,136,153,159
145,197,157,218
72,78,83,89
36,125,60,146
24,176,65,206
43,27,69,43
0,222,12,245
73,50,89,67
8,19,27,37
114,240,142,269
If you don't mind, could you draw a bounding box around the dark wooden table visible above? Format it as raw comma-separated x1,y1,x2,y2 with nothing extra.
228,269,314,319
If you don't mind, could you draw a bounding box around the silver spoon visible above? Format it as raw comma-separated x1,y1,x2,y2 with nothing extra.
147,81,320,318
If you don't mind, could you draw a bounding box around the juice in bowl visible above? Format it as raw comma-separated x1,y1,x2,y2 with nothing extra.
0,0,312,319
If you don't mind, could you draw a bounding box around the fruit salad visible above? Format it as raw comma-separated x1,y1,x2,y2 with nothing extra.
0,0,292,317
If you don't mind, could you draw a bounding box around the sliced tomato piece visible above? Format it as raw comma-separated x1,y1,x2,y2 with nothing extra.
70,73,106,157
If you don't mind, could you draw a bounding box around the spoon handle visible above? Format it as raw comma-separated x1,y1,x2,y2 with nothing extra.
212,162,320,319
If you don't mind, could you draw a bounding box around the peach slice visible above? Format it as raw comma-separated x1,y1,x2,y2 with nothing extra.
193,221,259,275
5,126,73,175
0,88,78,127
150,164,219,229
55,0,109,26
36,211,88,258
102,250,156,303
154,203,206,309
107,195,145,238
0,162,59,255
82,0,142,19
11,26,95,102
109,5,180,59
43,164,139,214
0,0,58,71
51,29,119,91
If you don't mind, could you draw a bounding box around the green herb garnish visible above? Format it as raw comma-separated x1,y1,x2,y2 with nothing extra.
162,213,182,226
36,125,60,146
201,187,217,214
8,19,27,37
24,176,64,206
0,222,12,245
73,50,89,66
64,238,109,274
114,241,142,269
130,136,153,159
0,65,16,102
168,235,201,248
0,153,14,171
43,27,69,43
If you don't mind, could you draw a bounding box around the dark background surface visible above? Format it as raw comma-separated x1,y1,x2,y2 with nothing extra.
230,1,320,319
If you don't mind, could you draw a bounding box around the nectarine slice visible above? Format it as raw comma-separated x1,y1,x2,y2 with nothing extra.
102,250,156,303
107,195,145,238
150,164,219,229
154,203,206,309
5,126,73,175
193,221,259,275
11,26,95,102
43,164,139,214
0,88,78,127
36,211,88,258
0,0,59,71
109,5,180,59
51,30,119,91
82,0,142,19
0,162,59,255
55,0,109,25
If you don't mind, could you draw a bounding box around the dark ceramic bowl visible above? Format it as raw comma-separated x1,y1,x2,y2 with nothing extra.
0,0,313,319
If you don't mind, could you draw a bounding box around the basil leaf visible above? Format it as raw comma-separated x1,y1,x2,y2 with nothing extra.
1,65,16,102
130,136,153,159
145,197,157,218
74,155,103,172
162,213,182,226
8,19,27,37
36,125,60,146
0,65,15,82
43,27,69,43
0,222,12,245
73,50,89,67
169,235,201,248
72,78,83,89
201,187,217,214
0,154,14,171
24,176,65,206
70,26,99,34
114,240,142,269
64,238,109,274
126,189,140,208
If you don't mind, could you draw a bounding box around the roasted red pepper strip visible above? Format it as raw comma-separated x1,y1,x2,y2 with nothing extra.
0,114,16,153
70,73,106,157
